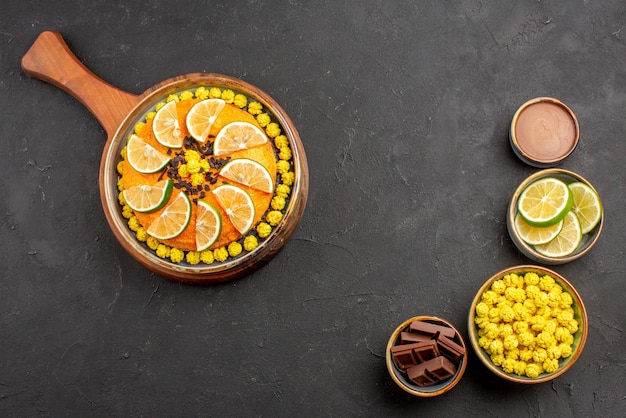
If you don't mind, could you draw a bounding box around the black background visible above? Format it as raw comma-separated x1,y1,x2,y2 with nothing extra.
2,1,625,416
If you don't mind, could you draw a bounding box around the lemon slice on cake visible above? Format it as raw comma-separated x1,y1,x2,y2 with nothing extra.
146,191,192,240
122,179,174,213
195,199,222,252
212,184,255,234
186,99,225,143
153,100,183,148
213,121,267,156
219,158,274,193
126,135,171,174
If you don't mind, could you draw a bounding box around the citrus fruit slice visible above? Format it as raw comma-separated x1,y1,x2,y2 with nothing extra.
517,177,573,227
534,211,582,257
213,121,268,156
122,179,174,213
212,184,255,234
146,191,192,240
219,158,274,193
186,99,226,143
196,199,222,251
126,134,171,174
568,182,602,234
153,100,183,148
514,213,563,245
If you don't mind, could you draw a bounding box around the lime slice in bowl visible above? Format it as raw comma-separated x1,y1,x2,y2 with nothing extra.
518,177,573,227
514,213,563,245
568,182,602,234
534,211,582,258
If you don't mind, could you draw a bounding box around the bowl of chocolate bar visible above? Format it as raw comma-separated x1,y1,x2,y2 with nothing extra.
386,316,467,397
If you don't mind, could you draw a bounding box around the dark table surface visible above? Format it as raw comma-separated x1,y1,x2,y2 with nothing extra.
2,1,625,416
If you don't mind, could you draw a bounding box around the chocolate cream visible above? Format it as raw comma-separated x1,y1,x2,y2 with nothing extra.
514,102,577,161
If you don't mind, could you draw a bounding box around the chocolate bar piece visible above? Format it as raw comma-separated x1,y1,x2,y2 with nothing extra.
437,335,466,362
407,364,437,387
411,340,440,362
390,344,418,370
390,340,440,370
409,321,456,339
400,331,430,344
426,356,457,380
407,356,457,387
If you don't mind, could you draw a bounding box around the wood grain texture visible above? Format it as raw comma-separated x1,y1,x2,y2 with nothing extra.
21,31,140,140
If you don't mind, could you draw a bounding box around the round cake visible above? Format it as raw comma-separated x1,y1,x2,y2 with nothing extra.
116,85,295,266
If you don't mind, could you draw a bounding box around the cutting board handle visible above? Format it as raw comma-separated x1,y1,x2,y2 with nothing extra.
21,31,140,139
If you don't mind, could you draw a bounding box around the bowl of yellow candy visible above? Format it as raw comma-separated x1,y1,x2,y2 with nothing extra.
468,265,588,383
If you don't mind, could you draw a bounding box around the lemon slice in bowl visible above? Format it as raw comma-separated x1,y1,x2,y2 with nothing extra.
518,177,573,227
196,199,222,252
146,191,192,240
122,179,174,213
153,100,183,148
219,158,274,193
213,121,267,156
568,182,602,234
212,184,255,234
534,211,582,257
514,213,563,245
186,99,225,143
126,135,171,174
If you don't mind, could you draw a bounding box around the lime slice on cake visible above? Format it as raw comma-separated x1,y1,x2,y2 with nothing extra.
153,100,183,148
213,121,267,156
122,179,174,213
517,177,573,227
212,184,255,234
534,211,582,257
195,199,222,252
186,99,225,143
568,182,602,234
126,135,171,174
146,191,192,240
514,213,564,245
219,158,274,193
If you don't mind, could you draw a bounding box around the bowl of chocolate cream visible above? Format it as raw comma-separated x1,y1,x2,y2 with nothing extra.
510,97,580,167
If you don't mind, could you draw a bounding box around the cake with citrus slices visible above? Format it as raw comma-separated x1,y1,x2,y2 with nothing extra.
116,86,295,265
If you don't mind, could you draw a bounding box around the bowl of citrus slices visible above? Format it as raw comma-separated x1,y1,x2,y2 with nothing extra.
507,169,603,264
